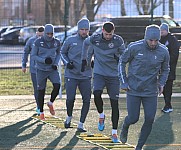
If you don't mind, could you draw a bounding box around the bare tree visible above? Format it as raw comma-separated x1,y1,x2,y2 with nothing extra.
120,0,126,16
69,0,104,26
134,0,162,15
43,0,104,26
85,0,104,21
74,0,85,23
46,0,64,25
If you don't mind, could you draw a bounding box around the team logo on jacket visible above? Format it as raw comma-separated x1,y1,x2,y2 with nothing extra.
40,41,44,47
108,43,114,48
54,42,58,47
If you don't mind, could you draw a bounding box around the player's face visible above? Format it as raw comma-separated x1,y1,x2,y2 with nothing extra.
37,31,44,37
102,29,114,40
161,29,168,37
46,32,53,37
146,39,159,49
79,28,89,38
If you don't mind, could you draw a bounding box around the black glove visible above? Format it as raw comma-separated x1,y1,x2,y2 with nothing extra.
67,61,74,69
45,57,52,64
52,65,58,70
91,60,94,68
81,60,87,72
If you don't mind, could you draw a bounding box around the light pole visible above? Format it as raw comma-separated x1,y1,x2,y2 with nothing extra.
163,0,165,15
21,0,24,26
150,0,153,24
64,0,69,42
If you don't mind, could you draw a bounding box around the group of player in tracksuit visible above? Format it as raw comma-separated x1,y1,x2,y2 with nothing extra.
22,18,179,150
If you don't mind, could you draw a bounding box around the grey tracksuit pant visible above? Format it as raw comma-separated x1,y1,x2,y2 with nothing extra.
65,78,91,123
31,73,39,109
122,94,157,148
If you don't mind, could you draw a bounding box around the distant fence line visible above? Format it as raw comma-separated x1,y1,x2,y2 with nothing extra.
0,50,181,69
0,50,180,95
0,51,22,69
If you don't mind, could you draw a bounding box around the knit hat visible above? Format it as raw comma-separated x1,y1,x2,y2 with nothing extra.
44,24,54,41
44,24,54,34
77,18,90,30
160,23,169,32
144,24,160,40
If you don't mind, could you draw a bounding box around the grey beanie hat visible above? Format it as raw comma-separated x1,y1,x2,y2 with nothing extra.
77,18,90,30
44,24,54,34
144,24,161,40
44,24,54,41
160,23,169,32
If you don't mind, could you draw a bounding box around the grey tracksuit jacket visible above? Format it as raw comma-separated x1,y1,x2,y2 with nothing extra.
61,33,93,79
22,35,38,73
32,37,61,71
82,33,125,77
119,39,170,97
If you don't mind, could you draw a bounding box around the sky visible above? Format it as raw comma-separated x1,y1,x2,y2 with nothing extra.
95,0,181,21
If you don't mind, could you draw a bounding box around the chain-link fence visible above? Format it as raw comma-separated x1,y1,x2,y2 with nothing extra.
1,0,181,26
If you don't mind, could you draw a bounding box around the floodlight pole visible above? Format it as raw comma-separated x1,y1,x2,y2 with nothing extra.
64,0,69,42
163,0,165,15
150,0,154,24
22,0,25,25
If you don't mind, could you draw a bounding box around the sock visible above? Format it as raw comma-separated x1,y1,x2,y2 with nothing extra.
78,122,84,129
40,112,44,115
112,129,117,135
36,108,40,111
48,101,53,105
66,116,72,123
99,112,105,118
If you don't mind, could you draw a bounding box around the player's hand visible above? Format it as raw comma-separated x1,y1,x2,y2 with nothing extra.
22,68,26,73
52,65,58,70
67,61,74,69
45,57,52,64
158,85,164,96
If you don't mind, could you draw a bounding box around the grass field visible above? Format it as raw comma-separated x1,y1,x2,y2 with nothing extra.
0,69,55,95
0,54,181,95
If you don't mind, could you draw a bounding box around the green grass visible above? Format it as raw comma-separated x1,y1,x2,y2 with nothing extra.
0,69,55,95
0,54,181,95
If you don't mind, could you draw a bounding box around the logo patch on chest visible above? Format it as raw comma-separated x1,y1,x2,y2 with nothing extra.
138,53,143,56
40,41,44,47
54,42,58,47
108,43,114,48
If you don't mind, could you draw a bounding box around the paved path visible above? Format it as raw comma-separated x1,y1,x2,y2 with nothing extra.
0,95,181,150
